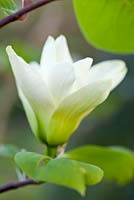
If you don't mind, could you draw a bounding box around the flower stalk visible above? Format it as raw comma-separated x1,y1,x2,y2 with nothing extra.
45,146,57,158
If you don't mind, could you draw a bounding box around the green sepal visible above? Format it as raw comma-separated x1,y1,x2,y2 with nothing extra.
15,151,104,195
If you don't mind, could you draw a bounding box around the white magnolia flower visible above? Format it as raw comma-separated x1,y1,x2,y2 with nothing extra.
6,35,127,146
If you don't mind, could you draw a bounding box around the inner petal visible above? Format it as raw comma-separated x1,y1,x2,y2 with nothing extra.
55,35,73,63
72,58,93,91
43,62,75,105
87,60,127,90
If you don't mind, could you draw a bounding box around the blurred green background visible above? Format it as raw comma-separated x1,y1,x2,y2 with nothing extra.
0,0,134,199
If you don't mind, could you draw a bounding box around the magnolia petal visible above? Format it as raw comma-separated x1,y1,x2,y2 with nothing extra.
88,60,127,90
55,35,73,63
73,58,93,90
30,61,40,70
40,36,56,67
6,46,55,121
47,80,112,145
17,87,49,142
18,87,38,137
44,62,75,104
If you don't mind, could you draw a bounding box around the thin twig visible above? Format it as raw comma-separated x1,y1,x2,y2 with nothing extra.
0,179,43,193
0,0,60,29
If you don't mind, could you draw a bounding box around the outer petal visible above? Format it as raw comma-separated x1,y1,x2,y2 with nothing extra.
88,60,127,90
18,87,38,137
55,35,73,63
40,36,56,67
17,88,49,142
73,58,93,90
6,46,55,142
46,80,112,145
44,62,75,104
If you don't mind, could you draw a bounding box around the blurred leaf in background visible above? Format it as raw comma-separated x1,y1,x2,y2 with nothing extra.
74,0,134,53
0,144,18,159
0,0,17,18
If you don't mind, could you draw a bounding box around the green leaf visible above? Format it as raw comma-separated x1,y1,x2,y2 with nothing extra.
65,145,133,184
0,0,17,18
0,144,18,159
15,151,103,195
74,0,134,53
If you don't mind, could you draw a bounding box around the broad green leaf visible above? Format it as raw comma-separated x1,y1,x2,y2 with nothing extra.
0,0,17,18
74,0,134,53
15,151,103,195
0,144,18,159
65,145,133,184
